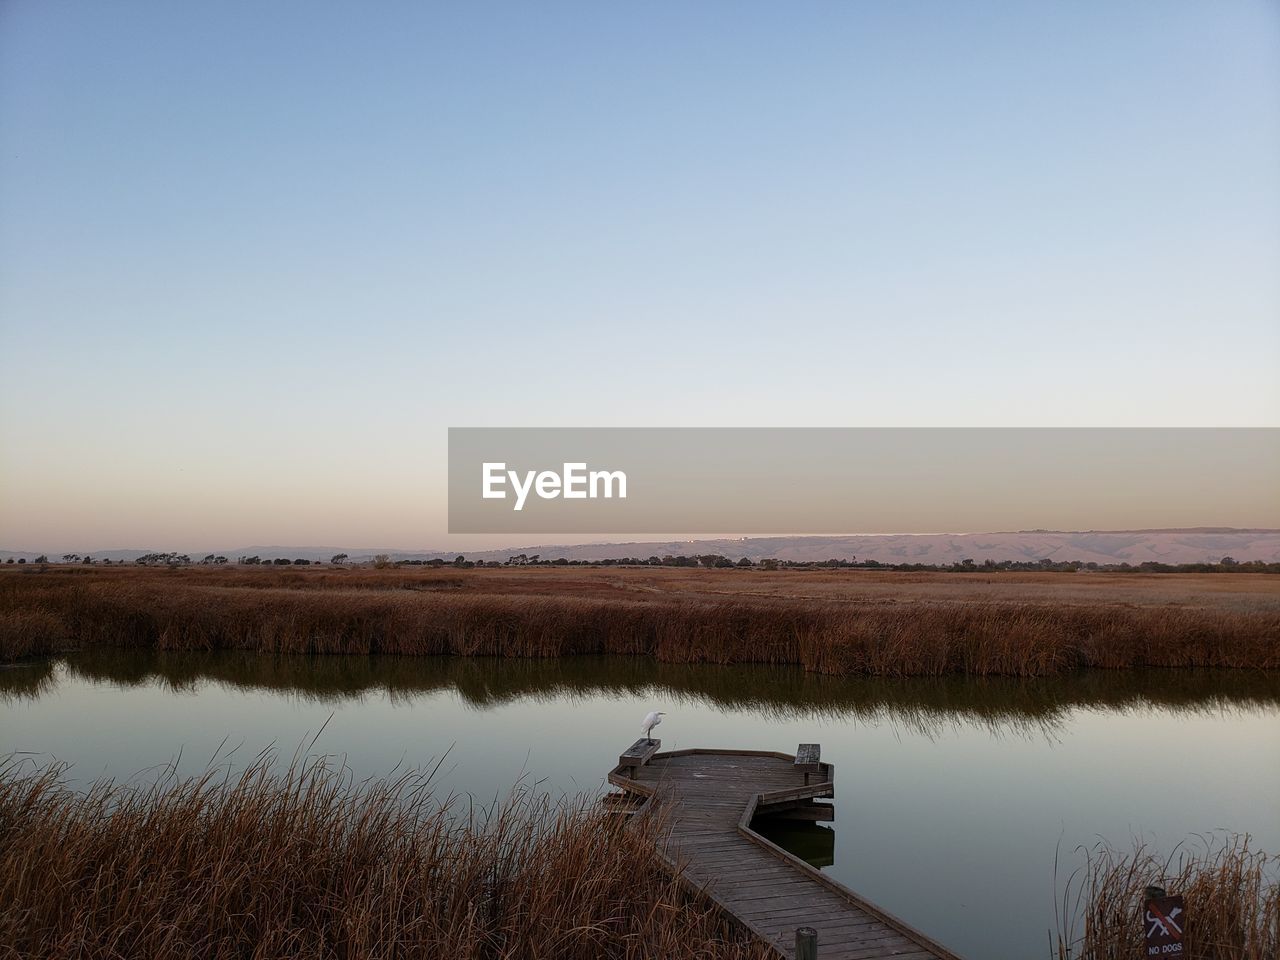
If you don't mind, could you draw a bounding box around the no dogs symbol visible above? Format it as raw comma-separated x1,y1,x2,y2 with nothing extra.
1144,895,1185,956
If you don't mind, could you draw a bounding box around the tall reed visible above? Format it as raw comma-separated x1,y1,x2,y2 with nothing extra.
1055,834,1279,960
2,567,1277,675
0,756,772,960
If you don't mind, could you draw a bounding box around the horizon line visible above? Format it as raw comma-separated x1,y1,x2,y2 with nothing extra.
4,526,1279,557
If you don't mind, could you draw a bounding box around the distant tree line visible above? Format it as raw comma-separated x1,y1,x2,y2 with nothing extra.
4,554,1277,574
385,554,1280,574
135,553,192,566
237,556,315,566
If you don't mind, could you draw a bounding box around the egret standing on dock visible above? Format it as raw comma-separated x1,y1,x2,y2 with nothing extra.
641,710,665,742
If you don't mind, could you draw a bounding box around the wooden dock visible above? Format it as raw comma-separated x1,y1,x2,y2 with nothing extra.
608,742,962,960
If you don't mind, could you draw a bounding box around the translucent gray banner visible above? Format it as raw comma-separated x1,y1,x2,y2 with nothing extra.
447,428,1279,534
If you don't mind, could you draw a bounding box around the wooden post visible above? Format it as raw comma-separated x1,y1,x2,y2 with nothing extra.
795,926,818,960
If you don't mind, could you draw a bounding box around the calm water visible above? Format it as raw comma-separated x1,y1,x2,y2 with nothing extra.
3,652,1277,960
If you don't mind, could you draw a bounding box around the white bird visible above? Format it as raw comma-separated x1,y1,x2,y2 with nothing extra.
641,710,666,741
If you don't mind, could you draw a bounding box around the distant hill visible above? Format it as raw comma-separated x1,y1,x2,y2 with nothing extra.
5,529,1278,565
448,529,1280,565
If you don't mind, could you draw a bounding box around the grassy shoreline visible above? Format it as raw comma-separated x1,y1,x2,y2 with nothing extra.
3,566,1278,675
0,756,770,960
1055,835,1278,959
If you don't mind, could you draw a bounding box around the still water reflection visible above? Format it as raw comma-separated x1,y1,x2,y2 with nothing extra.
3,651,1277,960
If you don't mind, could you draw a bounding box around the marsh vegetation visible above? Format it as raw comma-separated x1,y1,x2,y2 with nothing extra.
3,565,1277,674
1055,835,1278,960
0,756,769,960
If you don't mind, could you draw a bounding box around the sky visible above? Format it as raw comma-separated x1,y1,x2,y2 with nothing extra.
1,1,1278,552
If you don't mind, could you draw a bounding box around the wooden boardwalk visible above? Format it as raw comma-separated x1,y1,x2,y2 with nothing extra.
609,744,961,960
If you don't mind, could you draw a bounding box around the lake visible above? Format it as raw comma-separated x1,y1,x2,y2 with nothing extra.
2,650,1277,960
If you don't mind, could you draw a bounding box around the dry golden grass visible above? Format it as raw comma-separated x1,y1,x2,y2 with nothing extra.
0,756,771,960
1056,834,1279,959
2,565,1277,675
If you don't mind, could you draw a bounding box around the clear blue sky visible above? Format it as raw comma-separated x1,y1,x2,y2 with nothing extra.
2,1,1278,551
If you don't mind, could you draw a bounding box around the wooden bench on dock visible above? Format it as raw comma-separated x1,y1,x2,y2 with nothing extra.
618,737,661,777
608,742,962,960
794,743,821,785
